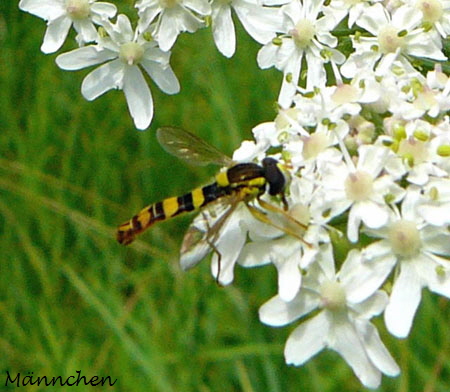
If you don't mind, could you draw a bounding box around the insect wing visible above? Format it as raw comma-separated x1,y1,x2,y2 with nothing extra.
180,196,239,270
157,127,233,167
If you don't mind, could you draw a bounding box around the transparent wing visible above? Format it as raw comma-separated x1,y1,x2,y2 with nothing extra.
180,194,241,270
157,127,233,167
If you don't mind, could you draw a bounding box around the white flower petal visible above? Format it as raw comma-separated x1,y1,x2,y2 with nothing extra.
158,12,182,51
180,238,211,270
384,262,422,338
123,66,153,130
421,227,450,256
351,290,388,319
357,145,388,176
350,254,396,304
330,319,381,389
418,203,450,226
73,19,98,43
359,201,389,229
137,3,162,31
234,4,280,44
211,212,247,285
81,59,123,100
116,13,134,41
277,256,302,302
284,312,329,365
355,320,400,376
340,250,395,304
278,53,302,108
347,204,362,243
391,5,422,31
257,43,278,69
183,0,211,15
141,59,180,94
212,4,236,58
56,46,117,70
406,34,447,60
238,241,272,267
259,290,320,327
375,51,398,76
356,4,387,35
41,15,72,53
415,253,450,297
91,2,118,18
19,0,65,20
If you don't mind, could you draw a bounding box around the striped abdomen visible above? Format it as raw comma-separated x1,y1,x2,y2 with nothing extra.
116,183,230,245
117,162,269,245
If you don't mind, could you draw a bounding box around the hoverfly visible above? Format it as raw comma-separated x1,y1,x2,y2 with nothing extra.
117,127,308,278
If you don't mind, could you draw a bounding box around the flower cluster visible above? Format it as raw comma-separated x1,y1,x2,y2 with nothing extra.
19,0,282,129
184,63,450,389
21,0,450,388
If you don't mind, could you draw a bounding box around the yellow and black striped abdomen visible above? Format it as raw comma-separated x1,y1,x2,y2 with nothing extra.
116,183,231,245
116,163,271,245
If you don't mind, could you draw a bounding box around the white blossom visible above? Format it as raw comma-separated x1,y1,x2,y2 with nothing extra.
403,0,450,38
55,14,180,130
259,245,400,389
136,0,211,51
238,176,327,301
362,189,450,337
211,0,281,57
341,4,446,78
19,0,117,53
318,144,405,242
257,0,346,107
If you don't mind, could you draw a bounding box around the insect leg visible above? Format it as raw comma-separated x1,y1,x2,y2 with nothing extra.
246,199,312,247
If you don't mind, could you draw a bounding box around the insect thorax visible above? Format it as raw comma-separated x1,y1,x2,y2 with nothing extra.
262,158,286,196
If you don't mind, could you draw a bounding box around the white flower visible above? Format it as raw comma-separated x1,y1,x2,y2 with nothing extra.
19,0,117,53
362,189,450,338
284,125,344,171
318,144,405,242
385,119,448,185
403,0,450,38
259,245,400,389
257,0,346,107
324,0,379,28
238,176,328,301
55,14,180,130
180,202,272,285
341,4,446,78
211,0,281,57
136,0,211,51
417,177,450,225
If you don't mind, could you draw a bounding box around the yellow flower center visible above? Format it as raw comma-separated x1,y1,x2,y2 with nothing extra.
66,0,90,19
378,26,405,54
119,42,144,66
320,281,346,311
290,19,315,48
332,84,359,105
344,171,374,201
397,137,429,165
416,0,443,23
159,0,179,8
388,220,421,258
302,132,330,159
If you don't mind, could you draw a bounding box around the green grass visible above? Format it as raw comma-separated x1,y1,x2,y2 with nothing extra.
1,2,450,391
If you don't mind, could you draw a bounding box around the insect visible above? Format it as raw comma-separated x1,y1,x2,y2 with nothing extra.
116,127,308,275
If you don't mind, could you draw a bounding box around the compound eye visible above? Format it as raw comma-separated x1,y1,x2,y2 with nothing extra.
262,157,278,167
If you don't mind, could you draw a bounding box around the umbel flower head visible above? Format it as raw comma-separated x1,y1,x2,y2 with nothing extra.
180,63,450,387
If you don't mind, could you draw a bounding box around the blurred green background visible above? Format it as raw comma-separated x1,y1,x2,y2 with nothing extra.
1,1,449,391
